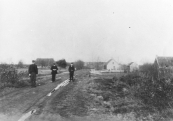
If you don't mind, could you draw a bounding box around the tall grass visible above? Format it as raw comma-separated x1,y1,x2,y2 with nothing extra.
119,70,173,120
89,67,173,120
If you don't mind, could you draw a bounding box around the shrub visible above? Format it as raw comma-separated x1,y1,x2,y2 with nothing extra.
14,79,30,88
119,72,141,86
135,77,173,110
0,64,30,88
74,60,84,70
119,71,173,111
56,59,67,68
117,70,173,111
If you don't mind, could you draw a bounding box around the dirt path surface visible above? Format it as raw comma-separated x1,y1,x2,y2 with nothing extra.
0,70,94,121
26,70,91,121
0,73,70,121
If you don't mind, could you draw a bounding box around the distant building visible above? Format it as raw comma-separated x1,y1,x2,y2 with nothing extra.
154,56,173,79
84,62,105,70
127,62,139,72
36,58,54,67
104,59,123,72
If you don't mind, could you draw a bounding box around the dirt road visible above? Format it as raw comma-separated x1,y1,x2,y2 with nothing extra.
0,70,92,121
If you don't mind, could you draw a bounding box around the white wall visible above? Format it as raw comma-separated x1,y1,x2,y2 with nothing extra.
130,63,139,72
107,59,121,70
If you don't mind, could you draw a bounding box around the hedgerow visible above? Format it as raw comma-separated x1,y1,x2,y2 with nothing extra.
90,70,173,120
135,77,173,110
119,72,173,110
0,64,30,88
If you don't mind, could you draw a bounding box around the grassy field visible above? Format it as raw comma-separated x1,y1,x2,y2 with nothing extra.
17,68,51,75
17,68,67,75
91,72,126,79
101,72,126,77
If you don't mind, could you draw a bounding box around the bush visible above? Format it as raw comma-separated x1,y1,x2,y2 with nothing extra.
119,72,173,110
56,59,67,68
74,60,84,70
17,60,24,68
0,64,30,88
14,79,30,88
120,72,141,86
139,63,155,76
135,77,173,110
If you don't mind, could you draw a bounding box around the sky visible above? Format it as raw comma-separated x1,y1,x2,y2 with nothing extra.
0,0,173,64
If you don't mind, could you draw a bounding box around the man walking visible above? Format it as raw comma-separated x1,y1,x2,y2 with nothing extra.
28,60,38,87
51,63,58,82
68,63,75,82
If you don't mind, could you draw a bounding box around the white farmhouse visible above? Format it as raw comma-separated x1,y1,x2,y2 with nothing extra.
104,59,123,72
127,62,139,72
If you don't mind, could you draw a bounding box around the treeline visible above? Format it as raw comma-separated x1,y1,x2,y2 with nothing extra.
36,58,54,67
15,58,85,70
35,58,85,70
56,59,85,70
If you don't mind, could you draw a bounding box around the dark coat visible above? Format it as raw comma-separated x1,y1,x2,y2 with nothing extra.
51,65,58,74
28,64,38,74
68,65,75,73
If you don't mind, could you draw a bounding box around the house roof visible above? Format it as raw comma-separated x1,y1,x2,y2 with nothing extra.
156,56,173,68
105,59,120,66
127,62,134,66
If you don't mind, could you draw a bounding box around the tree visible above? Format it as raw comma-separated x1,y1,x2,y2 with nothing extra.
18,60,24,68
56,59,67,68
120,64,128,72
74,60,84,70
36,58,54,67
139,63,154,77
40,59,46,67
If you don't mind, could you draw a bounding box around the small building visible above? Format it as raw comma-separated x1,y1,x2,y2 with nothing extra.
36,58,54,67
153,56,173,79
84,62,105,70
104,59,123,72
127,62,139,72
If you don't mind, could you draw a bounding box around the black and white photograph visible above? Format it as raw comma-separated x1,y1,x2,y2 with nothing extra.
1,0,173,121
